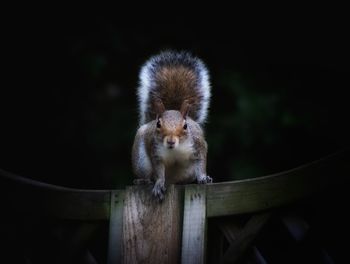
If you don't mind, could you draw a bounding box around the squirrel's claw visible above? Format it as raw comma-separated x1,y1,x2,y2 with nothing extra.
152,182,166,201
197,175,213,184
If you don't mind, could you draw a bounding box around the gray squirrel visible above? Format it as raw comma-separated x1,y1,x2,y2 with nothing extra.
132,51,212,201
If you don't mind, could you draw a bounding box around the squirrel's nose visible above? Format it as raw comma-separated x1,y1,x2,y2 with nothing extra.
167,140,175,146
167,139,176,148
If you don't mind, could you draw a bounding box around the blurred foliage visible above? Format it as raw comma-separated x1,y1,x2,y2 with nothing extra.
1,16,349,189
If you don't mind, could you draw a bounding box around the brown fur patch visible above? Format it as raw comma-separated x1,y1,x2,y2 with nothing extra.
158,112,187,139
153,66,201,120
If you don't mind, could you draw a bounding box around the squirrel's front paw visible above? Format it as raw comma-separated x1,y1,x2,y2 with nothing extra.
152,181,166,201
197,175,213,184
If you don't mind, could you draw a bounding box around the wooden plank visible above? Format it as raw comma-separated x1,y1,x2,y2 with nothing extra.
181,185,207,264
107,190,125,264
222,213,271,263
218,218,242,244
0,168,111,220
122,185,183,264
1,150,347,220
206,151,348,217
46,190,111,219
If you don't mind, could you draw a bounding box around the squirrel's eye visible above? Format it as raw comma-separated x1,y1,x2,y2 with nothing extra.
183,123,187,130
157,120,161,128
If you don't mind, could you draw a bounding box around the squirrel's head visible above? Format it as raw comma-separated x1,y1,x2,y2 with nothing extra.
155,100,190,149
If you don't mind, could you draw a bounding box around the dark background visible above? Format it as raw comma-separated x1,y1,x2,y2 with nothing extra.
1,10,350,264
1,14,349,189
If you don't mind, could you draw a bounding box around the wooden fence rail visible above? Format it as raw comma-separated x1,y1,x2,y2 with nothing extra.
1,150,348,263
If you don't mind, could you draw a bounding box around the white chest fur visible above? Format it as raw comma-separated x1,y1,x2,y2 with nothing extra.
157,139,193,166
157,139,195,183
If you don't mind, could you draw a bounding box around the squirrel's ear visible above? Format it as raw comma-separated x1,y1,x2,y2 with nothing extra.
154,99,165,116
180,100,190,118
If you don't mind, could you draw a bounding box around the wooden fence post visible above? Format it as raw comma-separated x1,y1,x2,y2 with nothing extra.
122,185,183,264
181,185,207,264
107,190,125,264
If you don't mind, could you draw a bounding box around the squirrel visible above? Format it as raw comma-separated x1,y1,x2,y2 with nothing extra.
132,50,212,201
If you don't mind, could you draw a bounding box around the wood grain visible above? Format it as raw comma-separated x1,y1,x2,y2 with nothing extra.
122,185,183,264
181,185,207,264
206,151,347,217
108,190,125,264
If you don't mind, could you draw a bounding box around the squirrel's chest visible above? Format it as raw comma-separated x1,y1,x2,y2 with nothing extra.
157,141,193,166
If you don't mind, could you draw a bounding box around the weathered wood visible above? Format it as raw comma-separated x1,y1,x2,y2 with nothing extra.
222,213,271,263
1,150,348,220
181,185,207,264
218,218,242,244
0,168,111,219
206,151,347,217
122,185,183,264
108,190,125,264
46,190,110,219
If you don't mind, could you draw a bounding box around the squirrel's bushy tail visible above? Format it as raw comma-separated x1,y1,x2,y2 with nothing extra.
137,50,211,125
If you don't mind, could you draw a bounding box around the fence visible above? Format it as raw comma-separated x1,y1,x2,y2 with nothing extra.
1,150,348,263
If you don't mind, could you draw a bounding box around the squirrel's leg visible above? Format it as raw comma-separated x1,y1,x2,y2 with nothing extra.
191,140,212,184
151,161,166,201
193,158,212,184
